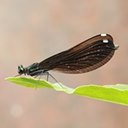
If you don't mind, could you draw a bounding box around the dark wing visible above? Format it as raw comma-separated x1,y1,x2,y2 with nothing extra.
39,34,118,74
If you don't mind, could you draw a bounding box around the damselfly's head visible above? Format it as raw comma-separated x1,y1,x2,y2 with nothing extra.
18,65,26,75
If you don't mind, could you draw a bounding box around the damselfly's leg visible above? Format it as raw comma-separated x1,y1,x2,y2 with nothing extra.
33,71,64,88
40,71,64,88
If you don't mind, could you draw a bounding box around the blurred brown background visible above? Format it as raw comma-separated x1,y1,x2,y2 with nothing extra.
1,0,128,128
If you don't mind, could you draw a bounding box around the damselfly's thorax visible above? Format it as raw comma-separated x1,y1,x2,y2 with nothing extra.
18,63,47,76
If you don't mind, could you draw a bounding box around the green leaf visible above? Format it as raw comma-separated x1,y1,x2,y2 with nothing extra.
6,77,128,106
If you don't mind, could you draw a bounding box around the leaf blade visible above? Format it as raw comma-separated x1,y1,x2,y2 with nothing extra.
6,77,128,106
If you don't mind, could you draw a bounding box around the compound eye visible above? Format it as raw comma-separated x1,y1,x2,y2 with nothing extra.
18,65,24,75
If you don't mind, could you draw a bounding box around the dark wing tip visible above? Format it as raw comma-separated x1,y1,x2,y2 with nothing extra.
100,33,119,50
100,33,113,41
